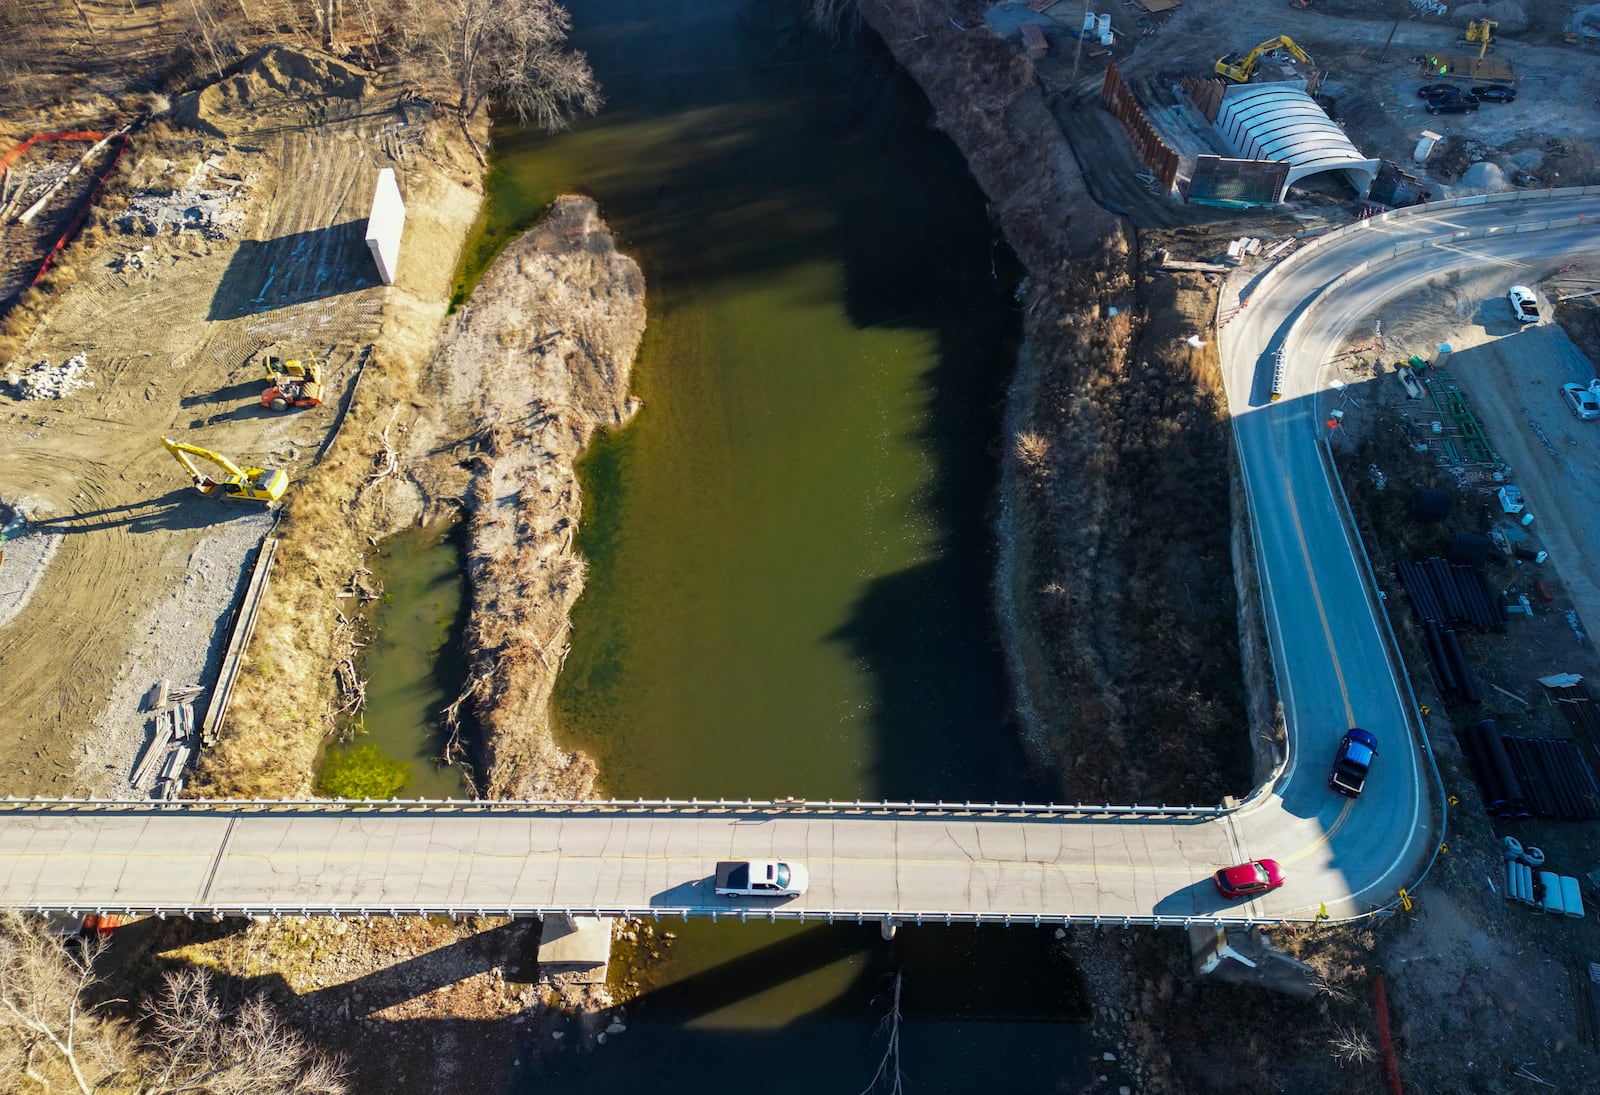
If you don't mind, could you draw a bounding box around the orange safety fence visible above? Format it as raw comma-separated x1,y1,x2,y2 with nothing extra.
0,130,113,175
1,129,133,288
1373,972,1403,1095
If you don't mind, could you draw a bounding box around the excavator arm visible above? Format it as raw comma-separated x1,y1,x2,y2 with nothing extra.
1215,35,1314,83
161,437,287,504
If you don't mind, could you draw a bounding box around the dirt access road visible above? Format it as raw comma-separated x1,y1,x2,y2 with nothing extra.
0,46,478,797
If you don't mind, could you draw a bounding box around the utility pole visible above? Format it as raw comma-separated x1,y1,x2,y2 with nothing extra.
1070,0,1092,86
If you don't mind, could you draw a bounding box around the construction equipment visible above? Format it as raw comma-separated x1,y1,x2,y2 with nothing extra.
1215,35,1313,84
161,437,288,505
1463,19,1496,59
260,354,323,411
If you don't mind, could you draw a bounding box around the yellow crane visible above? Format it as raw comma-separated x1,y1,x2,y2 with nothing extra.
161,437,288,504
1464,19,1496,59
1214,35,1314,83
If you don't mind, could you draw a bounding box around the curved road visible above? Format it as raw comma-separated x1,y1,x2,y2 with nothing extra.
2,192,1596,926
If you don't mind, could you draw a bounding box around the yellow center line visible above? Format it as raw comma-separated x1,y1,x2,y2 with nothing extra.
1275,408,1357,860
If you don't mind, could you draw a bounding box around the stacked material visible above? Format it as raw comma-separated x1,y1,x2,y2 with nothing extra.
1395,557,1505,632
5,353,91,400
1459,719,1600,819
132,679,203,797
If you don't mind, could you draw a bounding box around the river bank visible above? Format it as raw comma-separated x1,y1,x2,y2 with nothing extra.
853,3,1260,1090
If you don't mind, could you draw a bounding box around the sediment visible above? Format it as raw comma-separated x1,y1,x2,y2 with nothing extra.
422,196,646,799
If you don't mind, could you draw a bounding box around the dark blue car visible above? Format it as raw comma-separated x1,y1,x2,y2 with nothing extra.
1329,727,1378,798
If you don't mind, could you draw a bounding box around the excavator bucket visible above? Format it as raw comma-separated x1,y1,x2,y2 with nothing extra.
161,437,288,505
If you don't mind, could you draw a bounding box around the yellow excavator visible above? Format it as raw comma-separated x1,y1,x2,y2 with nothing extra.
1463,18,1495,59
1215,35,1314,83
162,437,288,504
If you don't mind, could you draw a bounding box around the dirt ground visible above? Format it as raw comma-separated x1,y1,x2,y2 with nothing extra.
0,41,478,799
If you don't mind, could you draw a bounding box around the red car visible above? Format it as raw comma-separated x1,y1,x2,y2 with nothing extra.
1213,859,1285,898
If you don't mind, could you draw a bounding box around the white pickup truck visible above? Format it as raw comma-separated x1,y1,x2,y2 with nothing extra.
713,860,809,897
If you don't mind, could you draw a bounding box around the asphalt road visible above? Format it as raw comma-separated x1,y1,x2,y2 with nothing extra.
2,192,1596,925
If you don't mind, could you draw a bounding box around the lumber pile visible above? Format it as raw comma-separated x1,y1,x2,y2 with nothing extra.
133,679,203,798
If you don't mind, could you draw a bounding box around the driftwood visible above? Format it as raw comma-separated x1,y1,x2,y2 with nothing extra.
17,125,128,225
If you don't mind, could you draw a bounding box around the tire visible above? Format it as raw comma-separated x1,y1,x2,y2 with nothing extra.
269,397,288,411
1427,106,1441,115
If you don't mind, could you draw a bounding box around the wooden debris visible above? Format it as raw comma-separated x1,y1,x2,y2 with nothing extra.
130,716,175,788
144,679,170,712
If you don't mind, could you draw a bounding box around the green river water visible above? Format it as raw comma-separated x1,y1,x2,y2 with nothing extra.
354,2,1097,1089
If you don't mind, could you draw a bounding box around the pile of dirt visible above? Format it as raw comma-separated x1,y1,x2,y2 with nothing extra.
416,195,645,800
174,45,372,136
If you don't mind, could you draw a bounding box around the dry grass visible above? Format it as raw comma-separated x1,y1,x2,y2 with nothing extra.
998,257,1252,803
192,353,423,797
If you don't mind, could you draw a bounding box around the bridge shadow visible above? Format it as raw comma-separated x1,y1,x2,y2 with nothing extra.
208,221,378,320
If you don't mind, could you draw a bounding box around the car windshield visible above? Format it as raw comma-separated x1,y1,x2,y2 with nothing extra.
775,864,790,888
1251,863,1269,886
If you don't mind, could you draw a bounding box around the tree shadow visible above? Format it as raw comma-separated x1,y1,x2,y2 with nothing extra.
208,221,378,320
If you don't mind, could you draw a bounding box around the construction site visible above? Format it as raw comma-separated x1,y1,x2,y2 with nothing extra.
4,0,1600,1091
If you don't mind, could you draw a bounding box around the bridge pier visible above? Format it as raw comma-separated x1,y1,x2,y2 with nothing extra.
535,914,614,984
1190,926,1316,997
880,918,897,940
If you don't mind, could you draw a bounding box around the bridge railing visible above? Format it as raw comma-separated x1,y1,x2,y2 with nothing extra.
16,901,1394,930
0,795,1227,818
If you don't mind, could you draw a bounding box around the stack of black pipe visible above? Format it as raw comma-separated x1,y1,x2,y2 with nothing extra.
1395,557,1505,632
1502,735,1600,820
1455,718,1530,818
1395,556,1507,705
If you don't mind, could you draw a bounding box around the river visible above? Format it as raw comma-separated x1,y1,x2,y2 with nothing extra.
443,1,1094,1089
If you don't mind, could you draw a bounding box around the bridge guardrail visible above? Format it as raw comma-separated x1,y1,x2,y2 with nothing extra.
0,795,1227,819
19,901,1395,930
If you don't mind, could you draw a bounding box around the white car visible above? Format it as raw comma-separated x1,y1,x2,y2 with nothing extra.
713,859,809,897
1561,381,1600,421
1508,285,1540,324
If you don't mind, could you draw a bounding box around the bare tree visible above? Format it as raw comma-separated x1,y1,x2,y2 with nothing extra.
0,913,345,1094
141,967,346,1095
0,913,132,1093
429,0,601,130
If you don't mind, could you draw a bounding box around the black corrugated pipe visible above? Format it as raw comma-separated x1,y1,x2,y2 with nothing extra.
1426,620,1458,699
1463,719,1505,813
1442,629,1479,703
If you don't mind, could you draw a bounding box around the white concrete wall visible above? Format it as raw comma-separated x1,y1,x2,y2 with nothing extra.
364,167,406,286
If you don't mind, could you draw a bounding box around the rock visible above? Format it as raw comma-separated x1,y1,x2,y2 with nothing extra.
1120,1088,1132,1095
1054,927,1067,939
597,1032,607,1045
551,1030,564,1040
605,1021,626,1035
1103,1051,1117,1062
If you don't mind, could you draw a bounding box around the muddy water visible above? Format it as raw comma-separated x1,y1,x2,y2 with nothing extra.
457,2,1094,1090
336,521,470,799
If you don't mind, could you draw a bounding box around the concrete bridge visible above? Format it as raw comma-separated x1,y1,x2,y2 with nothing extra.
5,192,1599,931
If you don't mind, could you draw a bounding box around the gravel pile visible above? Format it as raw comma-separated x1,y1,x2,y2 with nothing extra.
118,187,247,239
81,510,275,796
6,353,92,400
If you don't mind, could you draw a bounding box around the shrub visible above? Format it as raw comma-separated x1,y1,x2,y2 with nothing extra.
315,743,408,799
